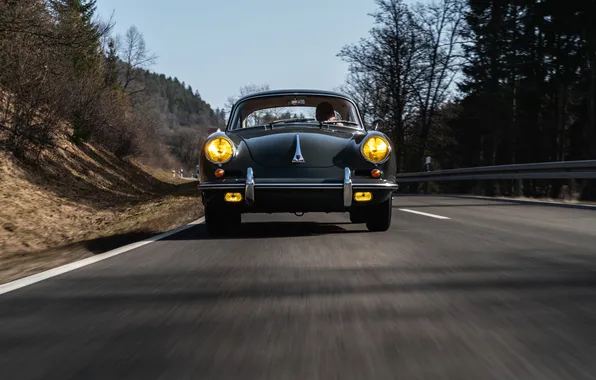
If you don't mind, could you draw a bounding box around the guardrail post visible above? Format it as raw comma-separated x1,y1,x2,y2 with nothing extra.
570,179,577,201
517,179,523,197
424,156,431,194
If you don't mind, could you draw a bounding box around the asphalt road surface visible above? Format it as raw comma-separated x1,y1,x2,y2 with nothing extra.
2,195,596,379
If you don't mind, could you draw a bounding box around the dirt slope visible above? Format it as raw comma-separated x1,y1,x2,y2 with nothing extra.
1,138,203,284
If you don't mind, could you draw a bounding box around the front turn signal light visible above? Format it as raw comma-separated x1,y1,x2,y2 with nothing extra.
224,192,243,202
354,192,372,202
205,136,234,164
362,135,390,163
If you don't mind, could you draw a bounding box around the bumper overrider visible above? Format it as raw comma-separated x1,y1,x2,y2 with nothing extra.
198,167,399,209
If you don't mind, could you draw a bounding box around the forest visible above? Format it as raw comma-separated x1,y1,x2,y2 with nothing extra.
338,0,596,199
0,0,225,171
1,0,594,199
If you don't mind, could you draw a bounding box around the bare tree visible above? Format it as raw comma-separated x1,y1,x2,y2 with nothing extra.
339,69,386,128
337,0,465,172
224,83,271,125
118,25,157,91
339,0,427,171
408,0,465,170
0,0,112,157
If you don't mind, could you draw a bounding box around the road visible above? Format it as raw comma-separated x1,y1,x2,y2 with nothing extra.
2,195,596,379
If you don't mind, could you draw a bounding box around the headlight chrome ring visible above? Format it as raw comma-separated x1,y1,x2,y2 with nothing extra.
360,133,391,164
204,132,236,164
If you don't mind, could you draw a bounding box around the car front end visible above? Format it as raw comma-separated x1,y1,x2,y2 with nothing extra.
197,89,399,234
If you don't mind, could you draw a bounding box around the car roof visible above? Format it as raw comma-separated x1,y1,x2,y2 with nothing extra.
235,88,354,104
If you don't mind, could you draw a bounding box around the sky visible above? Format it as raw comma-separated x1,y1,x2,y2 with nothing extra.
95,0,381,111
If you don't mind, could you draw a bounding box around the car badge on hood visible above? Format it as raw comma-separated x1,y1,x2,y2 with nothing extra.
292,134,305,163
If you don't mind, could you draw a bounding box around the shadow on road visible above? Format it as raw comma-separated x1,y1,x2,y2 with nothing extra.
83,231,158,254
164,221,366,241
5,263,596,306
77,221,363,253
4,242,596,378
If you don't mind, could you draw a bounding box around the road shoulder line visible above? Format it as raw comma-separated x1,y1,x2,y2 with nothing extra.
0,217,205,296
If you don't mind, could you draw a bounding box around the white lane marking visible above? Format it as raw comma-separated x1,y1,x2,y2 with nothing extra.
398,208,451,220
0,217,205,296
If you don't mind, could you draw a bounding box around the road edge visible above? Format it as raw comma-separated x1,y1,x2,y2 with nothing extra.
439,194,596,210
394,193,596,210
0,217,205,296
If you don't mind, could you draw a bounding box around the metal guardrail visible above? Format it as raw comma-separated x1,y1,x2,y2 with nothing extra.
395,160,596,182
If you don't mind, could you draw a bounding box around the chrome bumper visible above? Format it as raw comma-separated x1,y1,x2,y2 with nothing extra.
245,167,255,205
198,167,399,208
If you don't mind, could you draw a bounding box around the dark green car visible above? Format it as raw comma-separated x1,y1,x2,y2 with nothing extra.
197,89,398,235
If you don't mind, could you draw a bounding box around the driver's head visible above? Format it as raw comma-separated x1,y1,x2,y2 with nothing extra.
316,101,335,122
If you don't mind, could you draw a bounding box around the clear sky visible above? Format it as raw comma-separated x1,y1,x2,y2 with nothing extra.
95,0,380,111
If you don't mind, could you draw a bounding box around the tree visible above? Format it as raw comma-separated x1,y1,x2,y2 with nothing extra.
117,25,157,91
224,83,270,114
48,0,103,74
336,0,596,199
338,0,427,172
0,0,116,153
408,0,465,171
0,0,224,172
224,83,271,125
103,37,118,87
339,0,466,172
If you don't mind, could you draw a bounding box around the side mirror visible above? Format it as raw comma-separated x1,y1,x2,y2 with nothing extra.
371,118,385,131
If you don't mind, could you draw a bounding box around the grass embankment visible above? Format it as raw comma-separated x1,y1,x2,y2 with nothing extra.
1,139,203,284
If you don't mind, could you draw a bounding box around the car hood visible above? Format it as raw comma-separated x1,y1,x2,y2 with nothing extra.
231,125,363,168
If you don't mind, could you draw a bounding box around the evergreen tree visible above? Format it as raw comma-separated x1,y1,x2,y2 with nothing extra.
49,0,101,74
104,38,118,88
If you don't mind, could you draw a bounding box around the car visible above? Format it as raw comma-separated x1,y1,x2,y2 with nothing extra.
197,89,399,235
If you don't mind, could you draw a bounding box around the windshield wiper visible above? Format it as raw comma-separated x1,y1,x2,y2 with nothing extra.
266,118,316,128
320,120,359,126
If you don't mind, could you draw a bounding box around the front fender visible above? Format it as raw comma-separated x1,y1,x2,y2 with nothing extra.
198,129,397,183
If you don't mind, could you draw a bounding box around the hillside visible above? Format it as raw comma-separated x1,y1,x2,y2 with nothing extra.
1,1,226,174
141,71,225,129
0,1,225,284
133,70,226,170
0,134,204,284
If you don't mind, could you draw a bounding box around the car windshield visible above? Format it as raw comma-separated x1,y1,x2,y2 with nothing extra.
227,94,362,130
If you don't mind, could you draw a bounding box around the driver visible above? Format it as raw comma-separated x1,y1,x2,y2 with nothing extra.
315,101,343,125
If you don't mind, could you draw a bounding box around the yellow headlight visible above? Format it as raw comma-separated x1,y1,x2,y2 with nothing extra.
362,136,390,163
206,137,234,163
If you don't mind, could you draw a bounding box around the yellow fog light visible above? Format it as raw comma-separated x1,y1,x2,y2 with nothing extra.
354,192,372,202
224,192,243,202
206,136,234,164
362,135,390,163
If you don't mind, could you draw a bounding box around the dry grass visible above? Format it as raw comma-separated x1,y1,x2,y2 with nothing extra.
0,137,203,284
